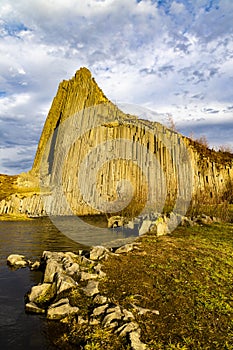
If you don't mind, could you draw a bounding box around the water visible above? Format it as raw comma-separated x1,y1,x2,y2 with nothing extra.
0,218,84,350
0,216,138,349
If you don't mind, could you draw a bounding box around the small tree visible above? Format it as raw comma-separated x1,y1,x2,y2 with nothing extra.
219,144,233,153
166,115,177,132
195,135,209,148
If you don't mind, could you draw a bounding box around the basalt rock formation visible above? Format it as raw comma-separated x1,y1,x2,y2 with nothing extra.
0,67,233,219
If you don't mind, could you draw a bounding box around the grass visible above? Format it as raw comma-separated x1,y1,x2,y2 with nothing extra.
99,222,233,349
46,221,233,349
0,174,18,201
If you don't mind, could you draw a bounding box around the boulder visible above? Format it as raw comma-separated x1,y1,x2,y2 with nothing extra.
93,295,108,305
55,272,77,295
92,304,109,317
47,298,79,320
28,282,57,307
64,252,79,260
25,302,46,314
82,280,99,297
131,304,159,316
156,221,168,236
7,254,28,268
167,212,181,231
125,220,135,230
42,251,64,261
139,220,152,236
150,217,169,236
122,309,135,321
30,261,41,270
129,330,147,350
103,306,123,327
65,262,80,276
80,271,98,281
43,259,63,283
181,216,194,227
90,246,109,261
116,321,139,337
115,243,135,254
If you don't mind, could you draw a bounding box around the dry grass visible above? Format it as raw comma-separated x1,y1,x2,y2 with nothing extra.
99,223,233,349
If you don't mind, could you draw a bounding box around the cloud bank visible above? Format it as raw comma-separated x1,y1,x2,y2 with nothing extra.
0,0,232,173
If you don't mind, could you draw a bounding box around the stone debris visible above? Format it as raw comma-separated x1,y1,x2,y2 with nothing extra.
123,308,135,321
115,243,136,254
65,262,80,276
9,246,159,349
43,259,63,283
131,304,160,316
30,261,41,270
107,216,125,228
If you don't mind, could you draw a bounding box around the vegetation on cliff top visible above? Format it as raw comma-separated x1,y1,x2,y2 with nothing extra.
0,174,18,201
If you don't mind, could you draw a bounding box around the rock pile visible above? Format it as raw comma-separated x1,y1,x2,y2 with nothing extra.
108,212,220,236
8,243,154,349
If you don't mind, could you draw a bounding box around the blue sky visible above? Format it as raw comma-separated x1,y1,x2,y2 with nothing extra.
0,0,232,174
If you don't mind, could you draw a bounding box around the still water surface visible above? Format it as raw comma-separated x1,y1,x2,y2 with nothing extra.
0,218,86,350
0,217,137,349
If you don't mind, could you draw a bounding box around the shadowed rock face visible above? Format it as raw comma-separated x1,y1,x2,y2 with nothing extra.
0,67,233,218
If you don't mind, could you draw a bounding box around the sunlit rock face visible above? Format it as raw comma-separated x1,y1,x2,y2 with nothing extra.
0,68,233,218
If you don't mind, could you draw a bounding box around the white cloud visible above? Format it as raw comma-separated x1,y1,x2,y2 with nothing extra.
0,0,232,173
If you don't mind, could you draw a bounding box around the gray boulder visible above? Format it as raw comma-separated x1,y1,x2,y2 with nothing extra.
115,243,135,254
80,271,98,281
43,259,63,283
116,321,139,337
7,254,28,268
30,261,41,270
90,246,109,261
55,272,77,295
103,306,123,327
130,330,147,350
93,295,108,305
47,298,79,320
139,220,152,236
92,304,109,317
28,282,57,307
82,280,99,297
25,302,45,314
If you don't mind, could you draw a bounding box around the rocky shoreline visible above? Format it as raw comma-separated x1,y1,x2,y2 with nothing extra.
7,243,154,349
6,213,221,349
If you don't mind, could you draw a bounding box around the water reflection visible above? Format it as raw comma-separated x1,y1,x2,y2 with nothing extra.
0,218,83,350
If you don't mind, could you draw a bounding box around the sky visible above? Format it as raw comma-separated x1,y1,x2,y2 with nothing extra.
0,0,232,174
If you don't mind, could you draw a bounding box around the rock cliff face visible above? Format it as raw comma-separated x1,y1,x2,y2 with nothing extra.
0,68,233,218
